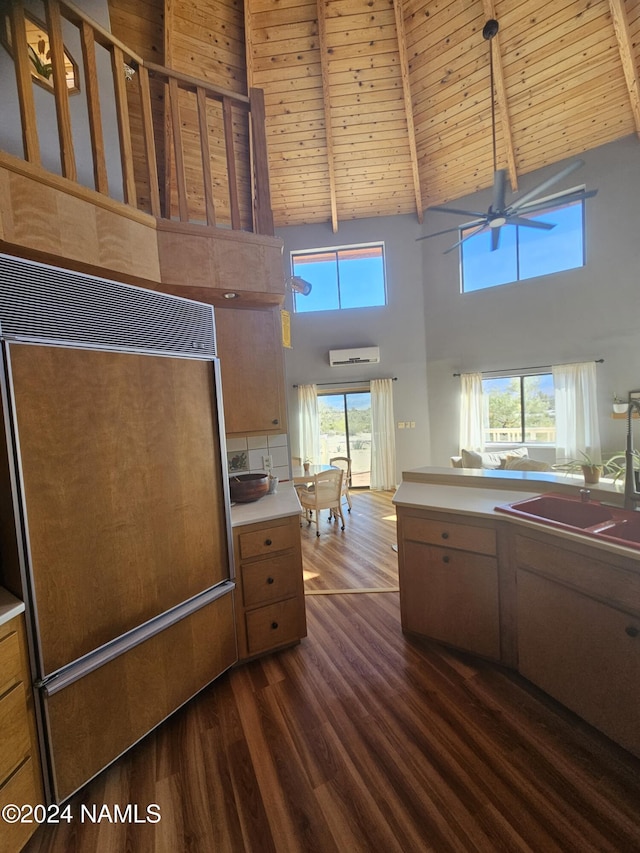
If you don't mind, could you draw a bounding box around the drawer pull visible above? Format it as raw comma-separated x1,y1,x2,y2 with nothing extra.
271,621,279,630
441,532,449,540
265,538,272,546
267,577,275,585
625,625,639,638
442,555,450,564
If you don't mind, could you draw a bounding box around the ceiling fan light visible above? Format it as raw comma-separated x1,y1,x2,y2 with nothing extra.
489,216,506,228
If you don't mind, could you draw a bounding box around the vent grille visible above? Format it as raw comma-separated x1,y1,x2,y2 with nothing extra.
0,254,215,357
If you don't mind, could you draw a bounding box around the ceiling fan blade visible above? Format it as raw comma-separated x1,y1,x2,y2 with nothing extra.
505,215,555,230
443,223,487,254
492,169,507,213
508,159,585,213
416,219,485,242
511,188,598,217
428,204,487,218
491,227,500,252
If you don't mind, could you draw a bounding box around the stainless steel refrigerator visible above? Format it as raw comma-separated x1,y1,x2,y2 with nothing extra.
0,254,237,804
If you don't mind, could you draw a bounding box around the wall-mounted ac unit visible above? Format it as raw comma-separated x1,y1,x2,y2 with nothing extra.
329,346,380,366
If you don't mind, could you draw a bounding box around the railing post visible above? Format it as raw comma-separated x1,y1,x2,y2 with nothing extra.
46,0,77,181
8,0,41,165
249,87,274,237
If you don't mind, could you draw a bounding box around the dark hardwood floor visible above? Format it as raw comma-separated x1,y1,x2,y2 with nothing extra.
24,491,640,852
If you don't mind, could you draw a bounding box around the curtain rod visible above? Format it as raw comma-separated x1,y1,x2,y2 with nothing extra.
293,377,397,387
452,359,604,377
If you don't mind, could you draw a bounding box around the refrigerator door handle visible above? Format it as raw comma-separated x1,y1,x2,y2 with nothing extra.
38,581,235,697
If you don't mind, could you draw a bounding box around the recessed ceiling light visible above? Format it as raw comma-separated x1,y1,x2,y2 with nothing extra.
223,292,238,299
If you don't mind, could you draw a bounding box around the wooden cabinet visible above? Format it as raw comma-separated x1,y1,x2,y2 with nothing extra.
233,515,306,660
215,306,287,436
397,508,502,661
0,614,44,853
514,529,640,758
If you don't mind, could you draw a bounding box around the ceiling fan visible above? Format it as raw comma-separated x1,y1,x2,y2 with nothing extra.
417,19,597,254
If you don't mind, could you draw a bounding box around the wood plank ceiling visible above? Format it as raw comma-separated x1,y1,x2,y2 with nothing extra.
111,0,640,232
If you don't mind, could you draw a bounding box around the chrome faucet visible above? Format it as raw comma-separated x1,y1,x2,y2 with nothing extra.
624,397,640,510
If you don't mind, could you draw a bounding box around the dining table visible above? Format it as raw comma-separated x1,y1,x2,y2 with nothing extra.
291,464,337,484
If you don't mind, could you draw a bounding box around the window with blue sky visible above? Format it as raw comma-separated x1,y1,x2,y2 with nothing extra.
291,244,386,313
461,200,585,293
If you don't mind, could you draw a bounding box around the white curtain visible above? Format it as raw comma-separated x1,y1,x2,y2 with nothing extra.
552,361,601,464
459,372,484,452
370,378,397,490
298,384,320,463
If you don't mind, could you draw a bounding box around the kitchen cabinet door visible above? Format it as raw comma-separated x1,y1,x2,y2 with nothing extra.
215,306,287,435
517,568,640,758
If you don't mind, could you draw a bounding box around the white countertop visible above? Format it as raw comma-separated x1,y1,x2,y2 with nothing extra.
0,587,25,628
230,481,301,527
393,468,640,562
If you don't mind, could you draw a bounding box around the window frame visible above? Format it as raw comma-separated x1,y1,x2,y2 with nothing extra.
290,242,387,313
460,196,587,293
482,371,556,447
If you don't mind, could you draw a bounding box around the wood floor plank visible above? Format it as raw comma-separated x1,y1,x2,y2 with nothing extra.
23,491,640,852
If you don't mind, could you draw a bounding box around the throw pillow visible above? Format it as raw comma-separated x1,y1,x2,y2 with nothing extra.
504,457,552,471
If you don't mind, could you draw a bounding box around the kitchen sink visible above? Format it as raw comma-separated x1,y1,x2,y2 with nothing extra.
596,519,640,545
496,492,640,551
500,494,614,528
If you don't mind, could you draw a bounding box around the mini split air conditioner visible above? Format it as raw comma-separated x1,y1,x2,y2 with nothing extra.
329,346,380,366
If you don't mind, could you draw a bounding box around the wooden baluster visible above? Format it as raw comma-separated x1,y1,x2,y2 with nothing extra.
79,20,108,194
138,65,161,218
196,86,216,227
222,96,241,230
45,0,76,181
8,0,40,165
169,77,189,222
110,44,136,206
249,87,275,237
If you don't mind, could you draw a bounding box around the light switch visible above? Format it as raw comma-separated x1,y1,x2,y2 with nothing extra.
398,421,405,429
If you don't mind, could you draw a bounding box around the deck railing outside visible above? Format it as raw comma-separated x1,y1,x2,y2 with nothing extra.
4,0,274,235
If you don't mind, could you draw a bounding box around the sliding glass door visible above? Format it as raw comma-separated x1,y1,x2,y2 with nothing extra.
318,392,371,487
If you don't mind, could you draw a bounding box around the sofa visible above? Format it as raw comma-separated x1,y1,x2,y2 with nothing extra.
450,446,552,471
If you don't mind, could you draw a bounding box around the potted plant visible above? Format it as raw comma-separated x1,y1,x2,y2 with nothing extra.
613,394,629,414
554,451,604,484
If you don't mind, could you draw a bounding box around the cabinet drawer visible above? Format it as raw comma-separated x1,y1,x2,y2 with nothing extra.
402,515,496,556
239,522,298,559
513,532,640,616
0,682,31,783
241,553,299,608
245,598,304,656
0,758,42,853
0,629,22,695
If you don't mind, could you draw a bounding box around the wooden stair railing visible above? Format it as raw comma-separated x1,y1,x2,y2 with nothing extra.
3,0,274,236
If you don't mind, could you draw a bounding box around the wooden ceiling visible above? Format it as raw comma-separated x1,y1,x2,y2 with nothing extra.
110,0,640,232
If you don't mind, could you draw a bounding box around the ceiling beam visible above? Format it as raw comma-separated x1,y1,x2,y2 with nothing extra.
608,0,640,137
481,3,518,191
393,0,423,223
316,0,339,233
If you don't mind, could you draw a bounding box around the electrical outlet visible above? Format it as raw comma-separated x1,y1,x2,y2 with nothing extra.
263,455,272,470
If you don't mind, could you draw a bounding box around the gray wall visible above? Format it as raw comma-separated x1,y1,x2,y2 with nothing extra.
278,134,640,476
277,214,432,483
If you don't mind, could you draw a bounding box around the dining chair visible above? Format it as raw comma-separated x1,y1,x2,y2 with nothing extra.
329,456,352,514
297,468,345,536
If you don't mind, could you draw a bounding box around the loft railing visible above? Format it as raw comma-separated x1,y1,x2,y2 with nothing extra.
3,0,274,236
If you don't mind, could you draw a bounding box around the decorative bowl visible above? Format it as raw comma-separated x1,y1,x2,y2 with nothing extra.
229,472,269,503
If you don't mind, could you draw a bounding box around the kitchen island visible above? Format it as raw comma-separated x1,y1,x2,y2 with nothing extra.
393,467,640,759
230,483,307,660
